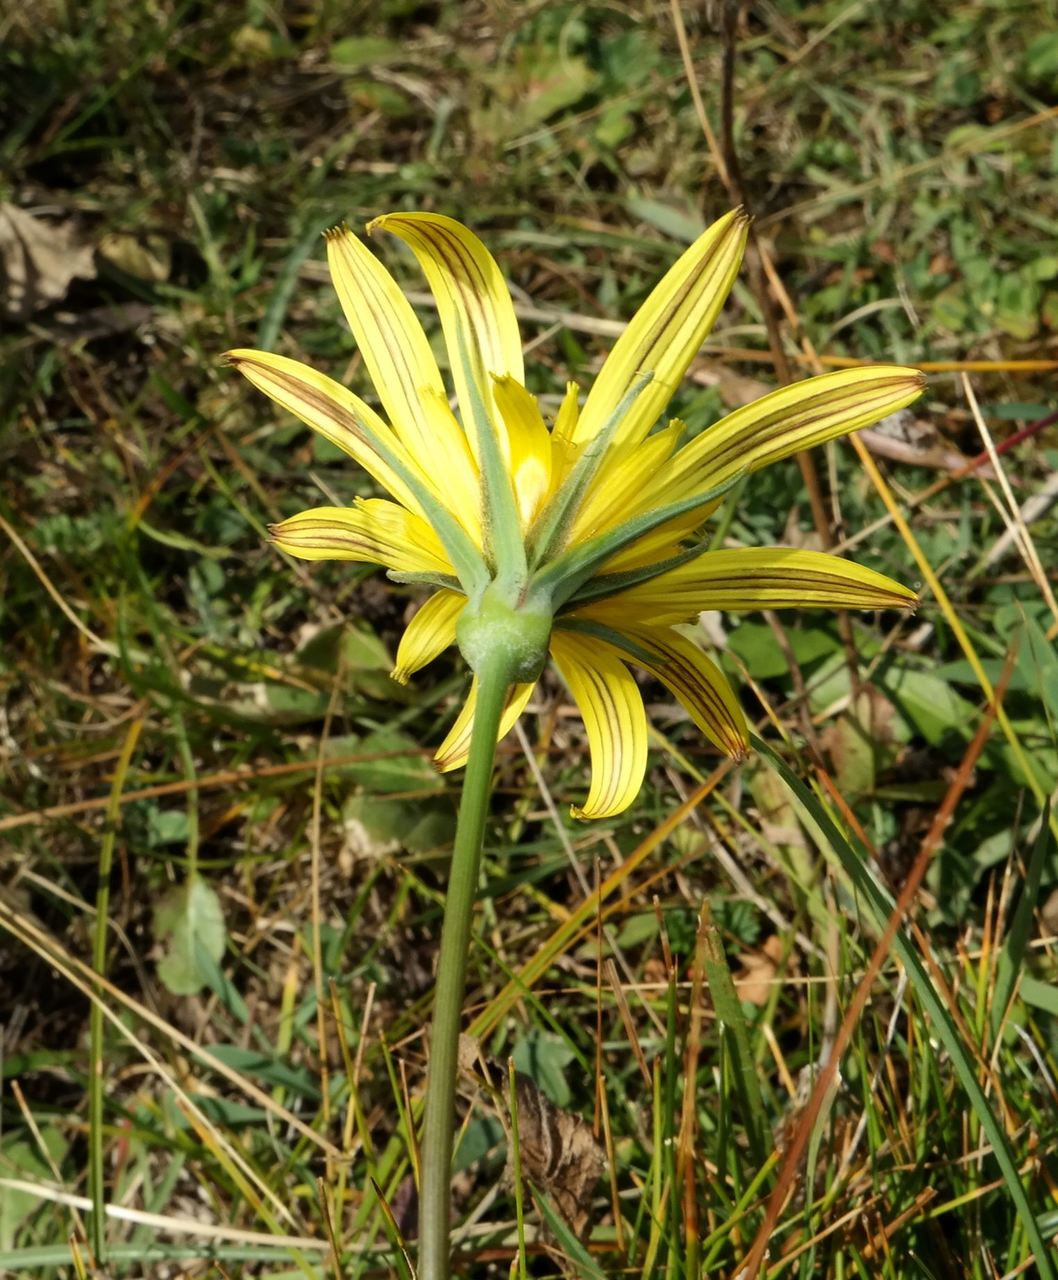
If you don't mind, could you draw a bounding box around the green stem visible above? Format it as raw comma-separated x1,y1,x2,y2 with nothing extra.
418,650,515,1280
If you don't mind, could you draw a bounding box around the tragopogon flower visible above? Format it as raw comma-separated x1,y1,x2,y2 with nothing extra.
226,210,923,818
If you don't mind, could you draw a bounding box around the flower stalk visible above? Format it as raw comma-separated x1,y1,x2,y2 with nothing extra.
418,644,518,1280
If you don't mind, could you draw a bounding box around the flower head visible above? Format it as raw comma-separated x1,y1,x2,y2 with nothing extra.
226,211,924,818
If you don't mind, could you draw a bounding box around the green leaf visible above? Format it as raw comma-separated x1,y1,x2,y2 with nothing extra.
1021,614,1058,723
727,621,840,680
137,521,230,559
826,689,896,800
1023,32,1058,81
930,283,970,333
0,1131,69,1249
881,667,977,745
204,1045,321,1098
329,35,403,70
995,272,1041,340
343,793,455,857
348,726,445,794
1019,974,1058,1017
625,197,705,245
145,806,192,847
453,1113,504,1173
499,46,597,126
511,1030,574,1108
153,878,227,997
616,911,660,949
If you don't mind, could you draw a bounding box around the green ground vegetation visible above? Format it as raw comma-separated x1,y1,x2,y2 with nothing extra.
1,1,1057,1276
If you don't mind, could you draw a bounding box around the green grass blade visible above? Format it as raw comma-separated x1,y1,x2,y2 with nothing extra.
991,802,1051,1039
754,735,1056,1280
699,904,769,1169
532,1190,608,1280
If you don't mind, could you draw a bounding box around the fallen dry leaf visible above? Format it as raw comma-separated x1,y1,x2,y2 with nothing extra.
507,1068,605,1238
733,934,785,1006
0,202,96,320
459,1035,604,1238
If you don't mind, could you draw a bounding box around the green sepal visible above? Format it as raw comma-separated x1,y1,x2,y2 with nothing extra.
386,569,464,592
456,585,552,682
221,350,490,598
529,470,744,612
552,617,656,665
528,372,654,568
454,330,527,593
562,539,714,609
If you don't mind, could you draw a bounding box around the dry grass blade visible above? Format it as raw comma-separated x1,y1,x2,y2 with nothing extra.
0,897,340,1159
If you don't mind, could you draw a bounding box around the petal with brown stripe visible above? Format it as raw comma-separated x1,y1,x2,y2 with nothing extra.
579,547,918,624
368,212,523,467
392,589,465,685
549,630,647,820
270,500,453,575
571,210,749,450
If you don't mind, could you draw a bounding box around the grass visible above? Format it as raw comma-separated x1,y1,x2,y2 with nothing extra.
2,0,1058,1276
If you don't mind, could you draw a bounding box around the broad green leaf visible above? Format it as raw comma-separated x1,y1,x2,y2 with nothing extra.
827,705,876,798
204,1045,322,1098
329,35,403,69
1024,32,1058,80
881,667,976,745
453,1114,504,1173
728,620,841,680
625,196,706,245
1019,975,1058,1017
616,911,660,949
348,726,445,794
511,1030,575,1108
343,793,455,857
0,1130,69,1249
153,878,227,997
144,807,192,847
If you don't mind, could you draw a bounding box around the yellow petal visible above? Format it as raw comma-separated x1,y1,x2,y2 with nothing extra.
368,212,523,465
324,224,488,543
392,589,465,685
645,366,926,507
224,348,424,516
323,225,448,466
549,631,647,820
270,500,452,575
581,547,918,624
611,624,748,759
548,381,583,497
492,375,552,529
418,391,485,547
434,678,536,772
572,210,749,449
597,508,717,574
552,380,580,444
568,421,685,545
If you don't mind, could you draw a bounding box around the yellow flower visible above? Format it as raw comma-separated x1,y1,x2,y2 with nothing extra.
226,211,924,819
